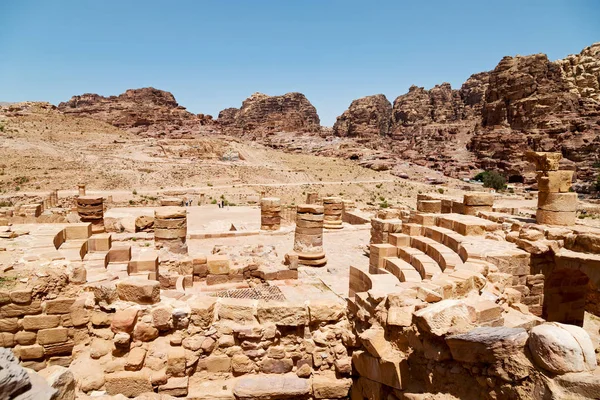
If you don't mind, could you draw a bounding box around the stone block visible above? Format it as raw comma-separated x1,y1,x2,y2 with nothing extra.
313,371,352,399
45,298,75,315
463,193,494,206
233,374,311,399
167,347,187,377
155,206,186,219
105,371,152,397
537,170,573,193
111,308,139,333
189,297,216,328
536,209,576,226
446,327,528,364
22,315,61,331
125,347,146,371
417,200,442,213
159,376,189,397
0,318,18,333
64,223,92,240
108,245,131,263
257,301,307,326
88,233,112,252
37,328,69,345
17,344,45,360
352,350,407,390
525,151,562,171
538,192,578,212
205,354,231,373
116,278,160,304
207,255,230,275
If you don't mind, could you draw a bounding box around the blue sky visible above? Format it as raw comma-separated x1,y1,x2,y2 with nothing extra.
1,1,598,126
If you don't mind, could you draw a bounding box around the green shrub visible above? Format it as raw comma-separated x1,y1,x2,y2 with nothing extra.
211,199,217,204
132,189,137,195
379,200,389,209
437,188,444,194
474,171,506,191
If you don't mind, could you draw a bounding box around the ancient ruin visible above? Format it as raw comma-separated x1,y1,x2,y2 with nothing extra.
2,148,600,399
1,24,600,399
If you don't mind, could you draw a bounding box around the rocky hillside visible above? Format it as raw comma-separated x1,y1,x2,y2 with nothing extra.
334,42,600,186
218,92,320,135
58,87,217,137
332,94,392,137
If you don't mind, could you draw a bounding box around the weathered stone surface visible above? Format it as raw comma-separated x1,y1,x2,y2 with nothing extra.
352,350,407,390
413,300,477,336
117,278,160,304
111,308,139,333
528,322,597,374
219,92,320,134
257,302,307,326
333,94,392,137
58,87,216,137
105,371,153,397
38,365,76,400
446,327,532,378
0,348,31,398
312,371,352,399
232,373,311,399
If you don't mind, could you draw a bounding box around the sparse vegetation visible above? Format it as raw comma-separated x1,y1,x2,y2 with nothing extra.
132,189,137,195
474,170,507,191
437,188,444,194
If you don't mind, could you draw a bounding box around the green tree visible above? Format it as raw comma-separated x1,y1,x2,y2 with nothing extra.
474,170,506,191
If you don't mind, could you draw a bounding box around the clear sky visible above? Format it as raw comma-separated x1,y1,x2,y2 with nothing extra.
1,1,598,126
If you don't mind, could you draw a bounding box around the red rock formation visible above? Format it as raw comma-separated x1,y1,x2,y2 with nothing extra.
470,43,600,186
58,87,217,137
218,92,320,134
331,42,600,186
333,94,392,137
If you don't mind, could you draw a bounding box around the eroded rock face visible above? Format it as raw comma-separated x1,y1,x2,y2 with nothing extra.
333,94,392,137
470,43,600,183
218,92,320,134
528,322,597,374
58,87,216,137
330,42,599,184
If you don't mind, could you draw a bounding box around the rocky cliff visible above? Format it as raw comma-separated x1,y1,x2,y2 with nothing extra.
218,92,320,135
333,94,392,137
333,42,600,186
58,87,217,137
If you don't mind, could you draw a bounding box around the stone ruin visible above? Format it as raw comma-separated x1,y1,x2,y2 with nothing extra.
1,153,600,399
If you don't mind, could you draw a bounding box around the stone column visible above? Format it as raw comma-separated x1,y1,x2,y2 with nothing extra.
260,197,281,231
526,152,576,225
292,204,327,267
462,193,494,216
78,184,86,196
77,196,104,232
306,192,319,204
155,207,187,254
322,197,343,229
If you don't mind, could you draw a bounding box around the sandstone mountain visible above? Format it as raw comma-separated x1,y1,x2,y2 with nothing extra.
334,42,600,186
58,87,217,137
218,92,320,135
332,94,392,137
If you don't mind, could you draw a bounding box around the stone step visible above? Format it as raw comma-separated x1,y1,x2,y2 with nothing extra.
409,236,464,272
397,246,442,279
436,213,500,236
384,257,422,283
187,376,235,399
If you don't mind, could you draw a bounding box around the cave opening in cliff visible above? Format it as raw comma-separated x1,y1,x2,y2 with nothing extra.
508,174,525,183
